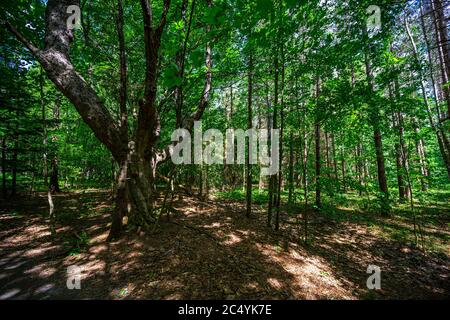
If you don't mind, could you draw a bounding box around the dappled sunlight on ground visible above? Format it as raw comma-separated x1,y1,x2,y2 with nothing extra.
0,190,449,299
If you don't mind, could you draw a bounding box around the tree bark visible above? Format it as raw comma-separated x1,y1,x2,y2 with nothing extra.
288,132,294,204
275,53,285,231
50,157,60,193
341,146,346,192
2,138,6,199
245,53,253,218
267,54,279,228
430,0,450,117
11,113,19,197
314,121,321,209
412,118,429,191
40,67,48,187
364,48,389,200
108,0,129,240
314,76,322,209
410,12,450,177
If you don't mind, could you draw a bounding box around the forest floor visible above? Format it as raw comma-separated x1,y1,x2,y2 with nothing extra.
0,189,449,300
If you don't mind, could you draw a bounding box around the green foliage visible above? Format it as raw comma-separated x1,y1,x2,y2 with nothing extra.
63,231,90,256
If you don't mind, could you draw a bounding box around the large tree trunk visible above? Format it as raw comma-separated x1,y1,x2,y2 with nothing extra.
4,0,218,241
106,0,129,240
127,153,157,228
3,0,125,161
5,0,167,238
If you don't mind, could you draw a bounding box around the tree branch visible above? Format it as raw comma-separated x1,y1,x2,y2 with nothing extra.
156,0,171,36
1,20,41,57
155,0,213,165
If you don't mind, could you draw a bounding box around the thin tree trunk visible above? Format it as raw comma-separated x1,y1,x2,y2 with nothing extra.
288,131,294,204
275,53,285,231
364,47,389,201
268,53,279,228
356,142,363,196
40,67,48,187
396,110,411,199
412,118,429,191
50,157,60,193
11,118,18,197
245,53,253,218
315,121,321,209
325,131,331,177
174,0,190,128
2,138,6,199
392,111,407,201
331,133,338,180
409,12,450,177
430,0,450,117
341,145,346,192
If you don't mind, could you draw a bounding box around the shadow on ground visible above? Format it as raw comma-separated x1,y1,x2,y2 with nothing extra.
0,190,448,299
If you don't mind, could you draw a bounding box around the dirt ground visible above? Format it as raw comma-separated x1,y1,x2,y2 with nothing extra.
0,190,449,300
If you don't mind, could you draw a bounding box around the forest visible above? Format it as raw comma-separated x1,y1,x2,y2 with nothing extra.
0,0,449,300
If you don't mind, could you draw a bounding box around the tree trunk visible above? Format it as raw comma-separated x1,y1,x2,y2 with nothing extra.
245,53,253,218
275,53,285,231
392,112,407,201
325,131,331,177
412,118,429,191
430,0,450,117
11,127,18,197
40,67,48,187
364,48,389,200
340,144,347,192
397,110,411,199
356,142,363,196
409,12,450,177
2,138,6,199
268,52,279,228
288,132,294,204
315,121,321,209
108,0,129,240
331,133,338,180
174,0,189,128
4,0,217,241
50,157,60,193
